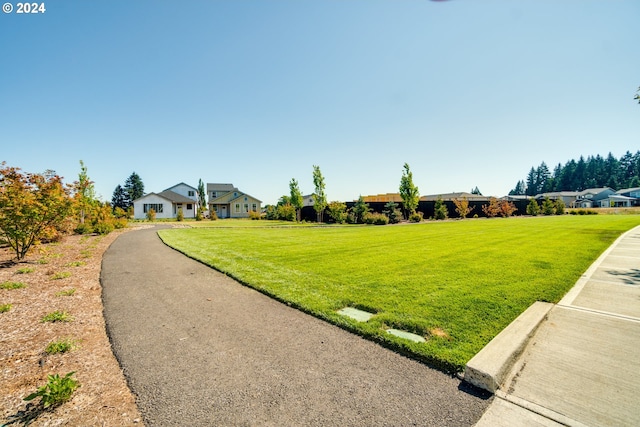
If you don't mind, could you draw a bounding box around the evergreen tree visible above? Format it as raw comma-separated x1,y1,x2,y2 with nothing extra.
509,180,526,195
197,179,207,213
111,184,129,211
434,197,448,220
351,196,370,224
124,172,144,205
525,167,536,196
471,187,482,195
526,198,540,216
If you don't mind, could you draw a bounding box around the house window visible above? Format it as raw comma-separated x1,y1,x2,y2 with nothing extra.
187,204,193,210
252,203,257,212
212,205,218,212
244,204,249,213
188,190,195,197
235,203,240,213
143,203,163,213
211,191,217,198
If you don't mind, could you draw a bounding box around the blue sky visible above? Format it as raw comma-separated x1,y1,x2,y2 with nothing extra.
2,1,639,205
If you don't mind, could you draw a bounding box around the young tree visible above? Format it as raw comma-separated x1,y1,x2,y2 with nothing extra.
399,163,419,218
526,198,540,216
555,199,566,215
197,179,207,216
0,164,73,260
498,200,517,217
312,165,327,223
434,197,448,220
111,184,129,212
453,197,474,219
482,197,501,218
471,187,482,196
541,197,555,215
351,196,370,224
124,172,144,206
73,160,97,225
289,178,303,222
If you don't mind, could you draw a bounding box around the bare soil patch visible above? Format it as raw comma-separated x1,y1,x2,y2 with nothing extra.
1,230,143,426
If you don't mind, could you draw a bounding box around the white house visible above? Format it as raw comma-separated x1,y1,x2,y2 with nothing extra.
208,183,261,218
133,183,199,219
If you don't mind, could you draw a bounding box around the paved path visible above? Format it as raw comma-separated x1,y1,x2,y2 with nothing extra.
101,226,491,426
475,225,640,427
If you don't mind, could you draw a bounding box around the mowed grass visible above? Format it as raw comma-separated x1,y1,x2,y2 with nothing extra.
158,215,640,372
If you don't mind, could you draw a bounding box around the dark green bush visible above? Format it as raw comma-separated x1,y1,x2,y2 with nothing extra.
73,223,93,235
93,221,114,235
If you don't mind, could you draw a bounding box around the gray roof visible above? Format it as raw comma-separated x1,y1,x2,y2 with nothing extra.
156,190,197,204
207,183,236,192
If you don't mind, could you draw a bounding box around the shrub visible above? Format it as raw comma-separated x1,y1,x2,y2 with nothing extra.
363,212,389,225
113,218,128,229
74,222,93,235
16,267,35,274
176,208,184,222
210,209,219,220
277,204,296,222
24,372,80,408
0,281,25,289
327,201,348,224
409,212,424,222
383,201,403,224
248,210,261,220
93,221,114,235
146,208,156,221
554,199,565,215
195,209,204,221
0,303,12,313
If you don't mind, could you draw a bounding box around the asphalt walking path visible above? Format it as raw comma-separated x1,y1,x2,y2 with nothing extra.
101,225,490,427
473,224,640,427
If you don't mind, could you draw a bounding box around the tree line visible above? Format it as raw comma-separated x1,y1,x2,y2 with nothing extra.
510,150,640,196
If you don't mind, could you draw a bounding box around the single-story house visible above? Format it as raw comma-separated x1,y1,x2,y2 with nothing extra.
534,191,579,207
133,183,199,219
600,194,636,208
208,183,261,218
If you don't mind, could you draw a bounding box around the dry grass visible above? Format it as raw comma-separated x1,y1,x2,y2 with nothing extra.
0,230,143,426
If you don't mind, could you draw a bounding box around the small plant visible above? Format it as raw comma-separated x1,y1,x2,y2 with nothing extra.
45,338,78,355
56,288,76,297
41,310,73,323
24,371,80,408
16,267,35,274
0,303,12,313
248,210,261,220
146,208,156,221
0,281,26,290
93,221,114,235
37,258,49,265
51,271,71,280
65,261,85,267
80,250,93,258
176,207,184,222
409,212,424,222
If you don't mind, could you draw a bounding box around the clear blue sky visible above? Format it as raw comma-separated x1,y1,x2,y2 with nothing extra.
2,1,638,205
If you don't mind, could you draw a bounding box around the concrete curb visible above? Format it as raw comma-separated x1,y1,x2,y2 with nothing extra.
463,301,554,393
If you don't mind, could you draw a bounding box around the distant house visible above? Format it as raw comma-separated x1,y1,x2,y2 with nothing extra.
421,192,489,202
574,188,615,208
534,191,579,208
133,182,199,219
616,187,640,206
208,183,261,218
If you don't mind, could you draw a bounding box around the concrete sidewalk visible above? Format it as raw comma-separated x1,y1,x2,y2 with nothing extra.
471,225,640,427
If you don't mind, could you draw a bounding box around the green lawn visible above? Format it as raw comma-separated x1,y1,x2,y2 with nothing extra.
158,215,640,372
